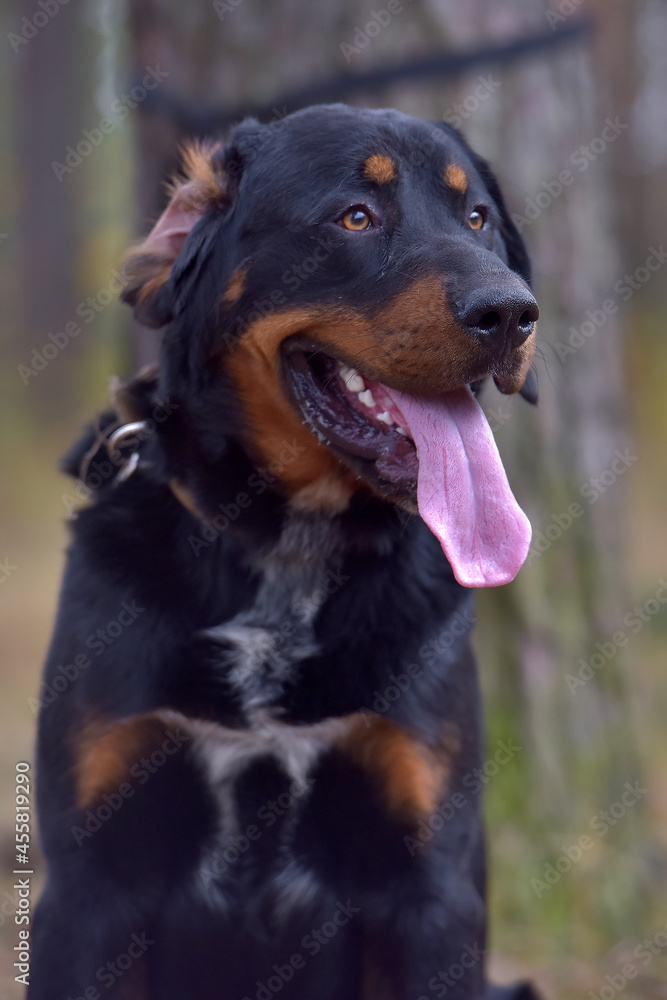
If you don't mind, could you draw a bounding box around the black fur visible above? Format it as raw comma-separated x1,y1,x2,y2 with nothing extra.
31,105,540,1000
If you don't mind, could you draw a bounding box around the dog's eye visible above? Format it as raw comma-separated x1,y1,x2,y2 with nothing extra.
340,207,373,231
468,207,486,231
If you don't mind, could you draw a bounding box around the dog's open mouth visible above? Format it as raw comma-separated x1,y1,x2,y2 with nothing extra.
283,343,532,588
284,344,419,488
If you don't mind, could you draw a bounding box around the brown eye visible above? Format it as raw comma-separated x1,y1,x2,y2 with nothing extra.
468,207,486,231
341,207,372,231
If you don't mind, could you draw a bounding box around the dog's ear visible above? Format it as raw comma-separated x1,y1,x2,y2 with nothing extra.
222,117,271,190
121,141,228,328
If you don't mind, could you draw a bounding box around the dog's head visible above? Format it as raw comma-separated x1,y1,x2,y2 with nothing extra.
122,104,538,586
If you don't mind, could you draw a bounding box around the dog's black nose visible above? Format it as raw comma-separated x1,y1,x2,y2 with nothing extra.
458,287,539,352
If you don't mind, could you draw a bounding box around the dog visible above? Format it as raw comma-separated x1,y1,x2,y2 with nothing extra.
31,104,540,1000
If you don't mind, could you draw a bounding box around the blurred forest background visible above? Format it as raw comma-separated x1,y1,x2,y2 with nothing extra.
1,1,666,997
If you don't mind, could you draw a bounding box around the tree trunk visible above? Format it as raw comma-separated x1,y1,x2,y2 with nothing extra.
432,0,645,949
124,0,645,961
15,2,90,419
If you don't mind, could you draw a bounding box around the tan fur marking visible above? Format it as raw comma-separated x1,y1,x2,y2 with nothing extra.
363,154,397,185
230,277,480,402
225,274,531,498
121,251,173,307
109,363,159,421
290,476,353,514
121,141,226,313
493,328,536,394
169,478,204,518
223,266,248,304
75,712,187,810
444,163,468,194
136,261,172,305
339,716,451,821
169,139,227,209
371,275,481,389
226,309,360,497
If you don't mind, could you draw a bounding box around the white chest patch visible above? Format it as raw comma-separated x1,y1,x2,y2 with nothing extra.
202,510,347,717
188,713,350,836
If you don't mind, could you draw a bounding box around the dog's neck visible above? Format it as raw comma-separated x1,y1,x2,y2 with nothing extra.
206,509,346,718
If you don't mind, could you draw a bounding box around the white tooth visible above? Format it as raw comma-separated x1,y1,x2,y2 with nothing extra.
358,389,376,408
396,427,407,436
339,366,365,394
377,411,393,425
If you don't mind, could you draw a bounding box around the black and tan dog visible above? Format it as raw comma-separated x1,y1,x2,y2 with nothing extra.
31,105,539,1000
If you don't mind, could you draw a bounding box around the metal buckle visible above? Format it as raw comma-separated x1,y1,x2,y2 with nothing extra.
107,420,151,484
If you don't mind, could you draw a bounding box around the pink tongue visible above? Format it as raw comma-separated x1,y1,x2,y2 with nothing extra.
377,385,531,588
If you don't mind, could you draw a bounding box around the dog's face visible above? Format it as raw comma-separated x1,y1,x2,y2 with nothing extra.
123,105,537,586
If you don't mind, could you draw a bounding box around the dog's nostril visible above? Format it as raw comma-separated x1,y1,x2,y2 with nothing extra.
476,311,501,333
517,309,536,333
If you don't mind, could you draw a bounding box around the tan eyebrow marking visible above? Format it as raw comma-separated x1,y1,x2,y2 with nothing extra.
444,163,468,194
363,154,397,185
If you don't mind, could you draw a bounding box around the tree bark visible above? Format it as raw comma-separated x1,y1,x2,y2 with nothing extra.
124,0,643,939
15,2,90,419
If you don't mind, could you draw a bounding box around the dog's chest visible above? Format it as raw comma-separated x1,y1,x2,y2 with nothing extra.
207,511,347,715
193,514,352,835
188,714,349,915
191,714,347,817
